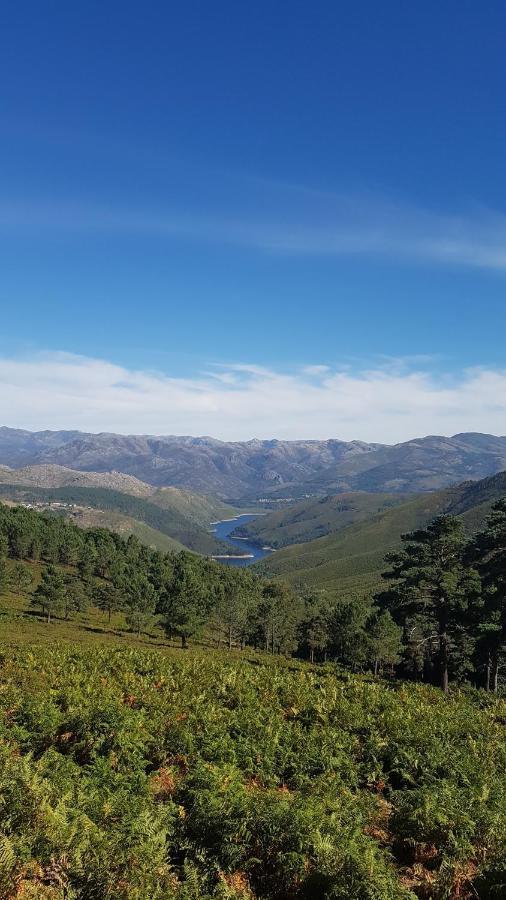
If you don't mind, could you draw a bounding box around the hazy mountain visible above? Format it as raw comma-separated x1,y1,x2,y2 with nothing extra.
256,470,506,597
0,463,153,497
1,427,506,499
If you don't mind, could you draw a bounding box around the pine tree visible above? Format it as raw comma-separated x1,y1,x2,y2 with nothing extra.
95,580,123,624
121,571,157,637
159,553,214,648
300,592,331,663
31,565,66,624
0,556,7,597
328,595,372,670
62,574,90,619
367,610,403,676
468,499,506,691
377,515,480,692
9,562,33,596
212,569,258,650
259,581,301,656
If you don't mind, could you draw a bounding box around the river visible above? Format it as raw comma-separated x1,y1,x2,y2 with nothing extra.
211,514,274,567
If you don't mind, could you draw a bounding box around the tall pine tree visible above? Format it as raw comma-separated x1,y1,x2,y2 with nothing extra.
468,499,506,691
377,515,479,692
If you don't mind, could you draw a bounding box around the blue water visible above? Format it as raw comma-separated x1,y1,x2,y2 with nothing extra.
212,514,273,567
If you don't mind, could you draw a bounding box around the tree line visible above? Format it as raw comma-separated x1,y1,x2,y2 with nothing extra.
0,500,505,692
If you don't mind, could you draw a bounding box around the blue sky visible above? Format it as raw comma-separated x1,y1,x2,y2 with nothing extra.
1,1,506,439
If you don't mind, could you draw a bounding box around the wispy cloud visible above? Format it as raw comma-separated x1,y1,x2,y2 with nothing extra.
2,186,506,270
1,351,506,441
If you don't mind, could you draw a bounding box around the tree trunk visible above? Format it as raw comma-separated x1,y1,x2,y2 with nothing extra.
374,658,379,677
108,608,112,624
310,648,314,664
439,630,449,694
47,610,51,625
485,654,491,692
228,625,233,651
491,652,499,693
181,634,187,649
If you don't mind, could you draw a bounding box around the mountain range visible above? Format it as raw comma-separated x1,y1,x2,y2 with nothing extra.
1,427,506,499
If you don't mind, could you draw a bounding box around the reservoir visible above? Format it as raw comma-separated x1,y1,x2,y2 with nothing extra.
211,514,273,567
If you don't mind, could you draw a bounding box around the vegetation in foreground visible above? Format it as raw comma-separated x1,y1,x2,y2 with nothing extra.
0,644,504,899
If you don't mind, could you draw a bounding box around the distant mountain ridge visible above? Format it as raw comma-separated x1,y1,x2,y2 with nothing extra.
0,463,153,497
1,427,506,499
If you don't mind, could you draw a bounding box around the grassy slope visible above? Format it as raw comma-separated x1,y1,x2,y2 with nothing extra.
0,484,236,556
69,507,187,553
148,485,235,522
258,472,506,596
236,491,411,549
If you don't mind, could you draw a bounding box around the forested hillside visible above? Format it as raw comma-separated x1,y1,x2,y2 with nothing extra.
236,491,410,549
0,482,235,556
258,471,506,596
2,496,506,694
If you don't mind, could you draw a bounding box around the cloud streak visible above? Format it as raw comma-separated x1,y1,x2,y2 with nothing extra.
1,351,506,442
3,183,506,269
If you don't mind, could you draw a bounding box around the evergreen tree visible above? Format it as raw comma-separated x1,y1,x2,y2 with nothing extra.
78,541,97,585
62,574,90,619
159,553,215,648
95,580,124,624
377,515,480,692
299,592,331,662
213,569,256,650
31,565,66,624
468,499,506,691
122,571,157,637
328,595,372,670
366,610,403,676
0,555,8,596
259,581,301,656
9,561,33,596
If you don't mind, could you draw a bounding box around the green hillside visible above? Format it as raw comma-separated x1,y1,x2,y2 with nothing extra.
235,491,410,549
0,483,234,556
258,472,506,596
148,485,235,522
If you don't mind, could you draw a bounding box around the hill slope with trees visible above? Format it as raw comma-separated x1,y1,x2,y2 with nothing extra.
258,471,506,596
0,481,236,556
235,491,411,549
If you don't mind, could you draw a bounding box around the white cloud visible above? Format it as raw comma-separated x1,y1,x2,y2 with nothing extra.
1,351,506,442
